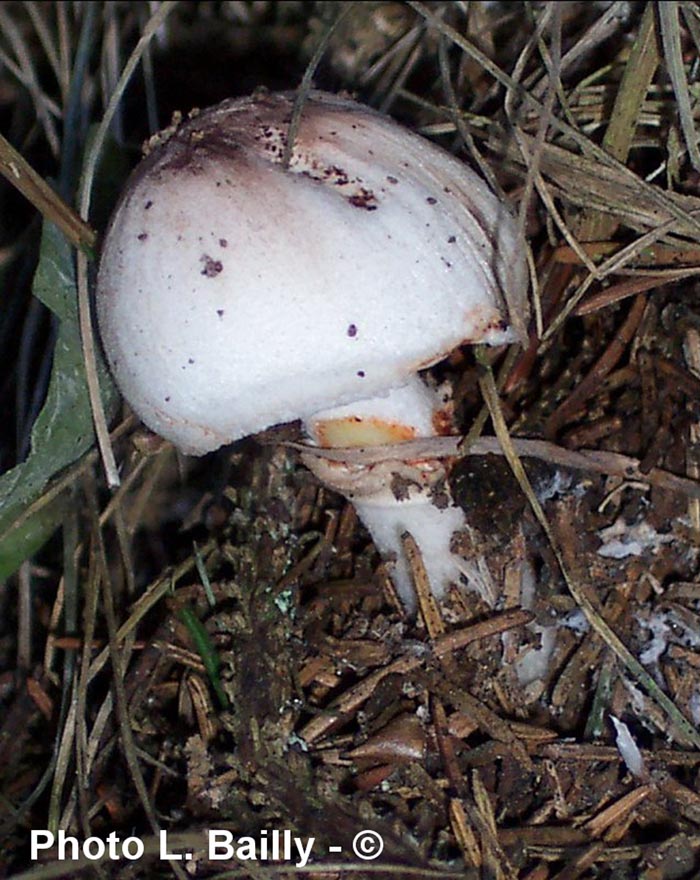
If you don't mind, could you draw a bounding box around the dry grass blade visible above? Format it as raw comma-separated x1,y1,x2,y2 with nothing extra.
498,132,700,243
577,1,659,242
23,2,64,102
658,1,700,172
0,4,60,154
75,251,119,488
531,1,629,99
0,133,95,251
282,2,357,169
80,480,163,843
409,1,700,238
437,35,501,197
508,6,576,334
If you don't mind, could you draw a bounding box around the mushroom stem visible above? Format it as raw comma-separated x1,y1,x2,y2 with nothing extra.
302,376,467,608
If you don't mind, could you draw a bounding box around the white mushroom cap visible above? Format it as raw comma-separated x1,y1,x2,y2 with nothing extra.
97,90,528,455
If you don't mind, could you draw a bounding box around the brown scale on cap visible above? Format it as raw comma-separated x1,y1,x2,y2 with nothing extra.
199,254,223,277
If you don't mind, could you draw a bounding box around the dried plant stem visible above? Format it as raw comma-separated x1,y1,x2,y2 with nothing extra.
82,483,159,835
75,251,119,487
658,1,700,172
578,1,659,242
684,327,700,534
283,436,700,502
0,132,95,251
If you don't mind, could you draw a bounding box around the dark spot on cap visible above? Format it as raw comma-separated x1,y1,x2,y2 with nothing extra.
444,186,452,194
426,196,437,205
448,235,456,244
144,200,153,210
219,238,228,248
165,396,171,402
386,175,398,184
217,309,225,318
347,323,358,338
200,254,223,277
137,232,148,241
347,188,378,210
357,370,365,378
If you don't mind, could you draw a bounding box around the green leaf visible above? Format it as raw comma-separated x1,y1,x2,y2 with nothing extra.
0,221,117,579
0,494,70,581
178,605,230,709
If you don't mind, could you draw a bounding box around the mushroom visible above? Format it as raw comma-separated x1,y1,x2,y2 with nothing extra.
96,90,528,608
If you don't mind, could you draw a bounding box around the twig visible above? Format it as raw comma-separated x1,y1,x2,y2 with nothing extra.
575,269,700,315
278,436,700,502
